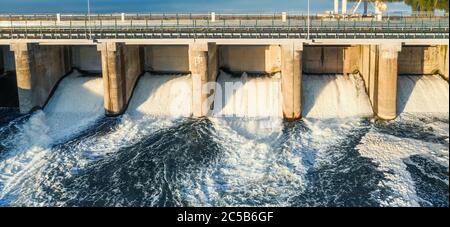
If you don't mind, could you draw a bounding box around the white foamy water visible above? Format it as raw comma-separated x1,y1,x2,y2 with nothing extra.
357,125,449,207
0,72,104,202
128,73,192,117
397,75,449,114
302,74,373,119
212,71,283,118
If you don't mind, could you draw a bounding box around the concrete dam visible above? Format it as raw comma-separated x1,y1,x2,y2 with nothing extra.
0,10,449,207
0,38,448,120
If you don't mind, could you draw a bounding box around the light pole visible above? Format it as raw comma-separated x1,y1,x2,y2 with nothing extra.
88,0,92,39
307,0,310,40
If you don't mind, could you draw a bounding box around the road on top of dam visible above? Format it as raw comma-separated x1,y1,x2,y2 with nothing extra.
0,13,448,39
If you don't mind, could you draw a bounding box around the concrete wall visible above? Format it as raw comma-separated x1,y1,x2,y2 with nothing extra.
0,45,15,72
72,45,102,72
398,46,446,75
0,47,19,107
219,45,281,74
99,42,143,115
10,43,72,113
303,46,344,74
144,45,190,73
0,46,3,75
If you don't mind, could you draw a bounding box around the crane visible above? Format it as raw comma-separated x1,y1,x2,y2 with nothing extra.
333,0,387,17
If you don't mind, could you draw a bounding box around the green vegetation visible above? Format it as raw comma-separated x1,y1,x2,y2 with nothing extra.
349,0,449,12
404,0,448,12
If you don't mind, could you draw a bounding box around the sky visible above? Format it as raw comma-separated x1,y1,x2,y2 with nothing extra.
0,0,412,14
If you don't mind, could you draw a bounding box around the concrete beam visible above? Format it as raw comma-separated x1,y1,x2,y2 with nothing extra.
98,42,143,116
10,42,71,113
281,42,302,120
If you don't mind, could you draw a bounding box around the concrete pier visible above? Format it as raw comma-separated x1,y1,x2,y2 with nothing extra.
10,42,71,113
443,45,449,81
189,42,209,117
281,43,302,120
375,44,401,120
98,42,143,116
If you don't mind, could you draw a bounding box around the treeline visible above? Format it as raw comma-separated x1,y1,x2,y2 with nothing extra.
349,0,449,12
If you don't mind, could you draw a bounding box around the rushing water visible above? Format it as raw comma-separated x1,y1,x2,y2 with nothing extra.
0,71,448,207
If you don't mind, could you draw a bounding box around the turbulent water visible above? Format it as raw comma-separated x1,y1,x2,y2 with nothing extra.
0,72,448,207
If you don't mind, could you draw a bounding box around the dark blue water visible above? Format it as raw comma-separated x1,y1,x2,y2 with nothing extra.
0,109,447,207
0,0,413,14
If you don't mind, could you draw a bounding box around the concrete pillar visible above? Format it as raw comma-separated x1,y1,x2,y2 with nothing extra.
211,12,216,22
342,0,347,14
443,45,449,81
10,42,71,113
189,42,209,117
374,43,401,120
10,43,33,112
56,13,61,23
121,13,125,22
281,42,302,120
98,42,142,116
282,12,287,22
334,0,339,14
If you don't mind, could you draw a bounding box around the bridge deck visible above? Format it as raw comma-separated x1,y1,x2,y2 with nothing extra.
0,13,448,39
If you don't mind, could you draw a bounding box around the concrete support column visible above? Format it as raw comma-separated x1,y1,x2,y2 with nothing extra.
189,42,209,117
10,42,71,113
281,42,302,120
443,45,449,81
98,42,142,116
374,43,401,120
10,43,34,113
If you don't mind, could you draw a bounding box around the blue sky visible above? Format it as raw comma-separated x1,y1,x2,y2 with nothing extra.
0,0,411,13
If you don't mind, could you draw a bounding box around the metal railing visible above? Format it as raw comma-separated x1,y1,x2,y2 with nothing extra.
0,13,448,39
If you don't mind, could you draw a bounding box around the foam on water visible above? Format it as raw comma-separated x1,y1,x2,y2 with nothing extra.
0,72,104,203
357,116,449,207
0,69,448,207
397,75,449,114
0,72,193,205
302,74,373,119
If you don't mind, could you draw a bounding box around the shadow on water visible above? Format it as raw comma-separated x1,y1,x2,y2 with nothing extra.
288,119,391,207
47,118,222,207
374,115,449,146
0,110,31,155
404,155,449,207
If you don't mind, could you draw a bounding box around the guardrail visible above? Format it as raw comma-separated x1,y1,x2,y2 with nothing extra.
0,13,448,39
